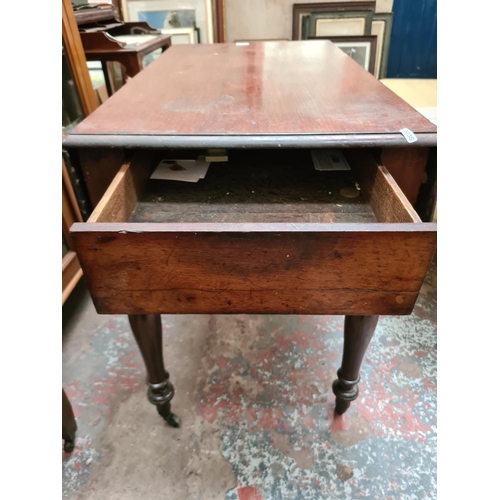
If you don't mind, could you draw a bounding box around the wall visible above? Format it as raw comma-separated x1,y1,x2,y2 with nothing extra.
225,0,393,42
386,0,437,78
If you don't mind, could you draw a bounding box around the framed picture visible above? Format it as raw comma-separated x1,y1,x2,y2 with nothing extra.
309,35,377,75
160,27,196,45
292,2,376,40
309,10,374,37
123,0,213,43
371,12,393,79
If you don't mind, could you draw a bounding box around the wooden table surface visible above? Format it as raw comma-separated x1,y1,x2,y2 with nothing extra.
66,41,437,149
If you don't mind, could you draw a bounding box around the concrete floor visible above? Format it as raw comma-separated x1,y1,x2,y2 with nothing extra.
63,257,437,500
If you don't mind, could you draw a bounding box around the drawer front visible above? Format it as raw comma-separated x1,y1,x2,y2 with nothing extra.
71,148,436,315
72,224,435,315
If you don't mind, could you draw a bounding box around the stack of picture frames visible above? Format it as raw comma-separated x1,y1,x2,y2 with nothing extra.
292,2,393,79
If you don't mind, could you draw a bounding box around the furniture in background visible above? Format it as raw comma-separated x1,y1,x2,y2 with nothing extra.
62,389,78,452
63,0,98,300
293,2,392,79
73,2,120,25
309,35,377,75
79,25,172,96
64,41,437,428
62,0,100,452
74,2,172,96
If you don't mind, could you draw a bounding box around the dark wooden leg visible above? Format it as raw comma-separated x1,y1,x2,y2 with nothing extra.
128,314,180,427
102,61,114,97
122,55,143,80
333,315,379,415
62,389,77,452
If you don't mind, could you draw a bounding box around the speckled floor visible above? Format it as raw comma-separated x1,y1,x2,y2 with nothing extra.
62,257,436,500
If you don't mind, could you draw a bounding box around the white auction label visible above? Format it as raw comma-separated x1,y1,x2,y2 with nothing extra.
399,128,418,143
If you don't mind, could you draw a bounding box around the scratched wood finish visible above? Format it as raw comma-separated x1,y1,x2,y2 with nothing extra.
70,223,436,315
68,42,436,142
130,149,376,224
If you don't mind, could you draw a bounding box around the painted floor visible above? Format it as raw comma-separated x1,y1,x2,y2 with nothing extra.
63,258,437,500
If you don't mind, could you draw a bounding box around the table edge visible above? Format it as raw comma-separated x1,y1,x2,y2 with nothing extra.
63,132,437,149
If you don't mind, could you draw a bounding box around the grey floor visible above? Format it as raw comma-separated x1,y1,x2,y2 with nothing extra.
63,258,436,499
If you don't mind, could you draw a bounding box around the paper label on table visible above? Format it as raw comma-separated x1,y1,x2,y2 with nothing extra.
151,157,210,182
311,150,351,171
399,128,418,143
236,42,249,46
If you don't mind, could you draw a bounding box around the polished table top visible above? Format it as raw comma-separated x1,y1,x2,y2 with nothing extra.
66,41,437,149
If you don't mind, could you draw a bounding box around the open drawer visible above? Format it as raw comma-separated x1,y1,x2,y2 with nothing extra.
70,149,436,316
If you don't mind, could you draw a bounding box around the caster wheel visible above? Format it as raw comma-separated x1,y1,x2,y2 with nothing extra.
157,406,181,428
64,439,75,453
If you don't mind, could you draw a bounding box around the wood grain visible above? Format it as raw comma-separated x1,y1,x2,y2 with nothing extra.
70,223,436,315
62,251,83,304
88,151,159,223
345,150,420,223
68,42,436,144
214,0,226,43
381,148,429,206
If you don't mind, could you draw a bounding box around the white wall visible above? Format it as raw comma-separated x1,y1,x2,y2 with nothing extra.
225,0,393,42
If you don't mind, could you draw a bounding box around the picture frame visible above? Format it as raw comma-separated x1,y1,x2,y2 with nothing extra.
309,10,374,38
292,2,376,40
309,35,377,75
122,0,213,43
371,12,393,79
160,27,196,45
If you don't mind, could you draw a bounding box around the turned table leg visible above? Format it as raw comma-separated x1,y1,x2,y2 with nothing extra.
62,389,77,452
333,315,379,415
128,314,180,427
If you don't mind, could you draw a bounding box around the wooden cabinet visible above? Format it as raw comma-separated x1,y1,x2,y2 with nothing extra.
62,0,99,303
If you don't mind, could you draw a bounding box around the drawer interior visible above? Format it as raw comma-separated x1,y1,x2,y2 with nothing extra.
73,147,434,316
89,148,420,225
